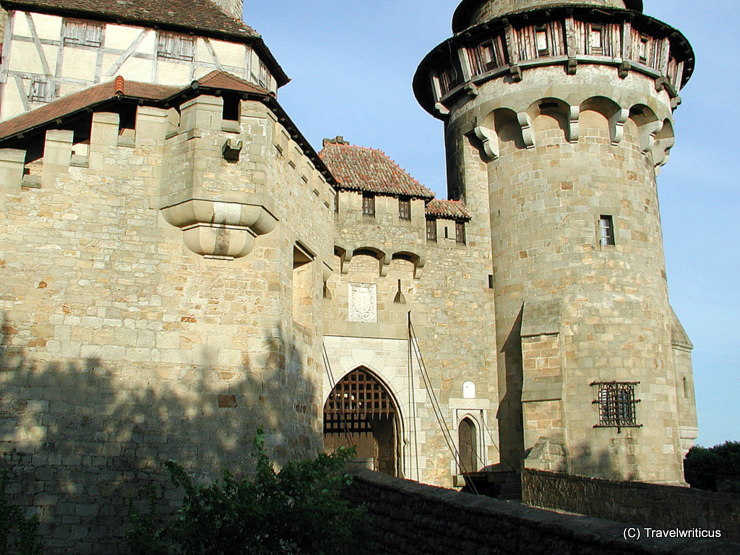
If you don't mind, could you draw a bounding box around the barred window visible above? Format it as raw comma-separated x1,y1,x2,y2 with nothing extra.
362,193,375,217
399,197,411,220
592,382,641,430
426,219,437,242
157,32,195,62
29,79,53,103
63,19,104,47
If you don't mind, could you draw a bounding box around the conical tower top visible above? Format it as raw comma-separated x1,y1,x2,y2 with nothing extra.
453,0,643,32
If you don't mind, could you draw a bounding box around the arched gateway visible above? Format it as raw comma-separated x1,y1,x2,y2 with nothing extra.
323,367,401,476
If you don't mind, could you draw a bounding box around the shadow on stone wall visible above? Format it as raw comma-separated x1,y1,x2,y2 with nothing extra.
0,313,320,552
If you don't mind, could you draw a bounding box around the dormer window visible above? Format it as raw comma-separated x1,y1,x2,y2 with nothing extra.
63,19,103,47
157,33,195,62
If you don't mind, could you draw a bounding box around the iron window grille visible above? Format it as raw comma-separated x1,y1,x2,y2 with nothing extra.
592,381,641,431
362,193,375,217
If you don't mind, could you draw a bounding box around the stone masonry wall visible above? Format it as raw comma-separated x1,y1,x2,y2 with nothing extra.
0,94,333,552
523,469,740,542
345,469,737,554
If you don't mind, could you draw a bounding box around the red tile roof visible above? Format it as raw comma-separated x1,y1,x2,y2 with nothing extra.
2,0,258,37
196,70,270,95
0,79,180,140
425,199,472,221
319,142,435,199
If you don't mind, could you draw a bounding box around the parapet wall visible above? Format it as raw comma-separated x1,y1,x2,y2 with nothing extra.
346,469,737,554
523,469,740,542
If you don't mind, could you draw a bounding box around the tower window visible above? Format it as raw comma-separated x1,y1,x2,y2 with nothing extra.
599,215,615,246
592,382,641,430
589,25,604,55
399,197,411,220
157,32,195,61
426,219,437,242
362,193,375,217
535,26,549,56
63,19,103,47
639,36,650,63
258,61,270,89
455,222,466,245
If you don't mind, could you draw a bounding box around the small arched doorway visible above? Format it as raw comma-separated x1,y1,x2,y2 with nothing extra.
324,367,400,476
458,417,478,474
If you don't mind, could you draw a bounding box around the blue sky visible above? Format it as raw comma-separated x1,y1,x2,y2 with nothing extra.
247,1,738,448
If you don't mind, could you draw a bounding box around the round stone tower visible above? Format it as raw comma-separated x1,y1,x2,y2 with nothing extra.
414,0,697,483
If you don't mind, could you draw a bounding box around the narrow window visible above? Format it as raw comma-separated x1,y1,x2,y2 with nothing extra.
362,193,375,217
29,79,53,103
455,221,466,245
63,19,103,47
399,197,411,221
157,32,195,61
258,61,270,89
590,25,604,55
426,219,437,242
535,26,550,56
488,275,494,289
639,36,649,63
592,382,641,431
334,192,339,214
599,215,615,246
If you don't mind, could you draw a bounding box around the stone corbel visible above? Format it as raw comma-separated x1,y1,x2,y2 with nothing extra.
640,120,663,154
161,198,277,260
566,57,578,76
413,255,425,280
379,254,392,277
609,108,630,145
567,106,580,143
510,64,523,82
517,112,536,149
434,102,451,117
473,116,498,161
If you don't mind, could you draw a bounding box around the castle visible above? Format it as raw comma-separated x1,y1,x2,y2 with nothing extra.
0,0,698,550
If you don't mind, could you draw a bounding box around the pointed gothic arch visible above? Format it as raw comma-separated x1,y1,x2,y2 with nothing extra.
323,366,402,477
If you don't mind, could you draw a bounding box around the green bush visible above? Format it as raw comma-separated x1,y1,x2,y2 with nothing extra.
128,431,365,554
0,470,43,555
684,441,740,493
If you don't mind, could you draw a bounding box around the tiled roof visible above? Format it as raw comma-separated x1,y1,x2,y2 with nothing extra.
0,79,180,141
425,199,472,221
196,70,270,95
319,142,435,199
1,0,258,37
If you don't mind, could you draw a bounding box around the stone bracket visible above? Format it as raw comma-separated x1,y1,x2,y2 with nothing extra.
161,198,277,260
473,116,498,161
517,112,536,149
